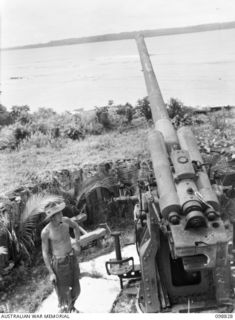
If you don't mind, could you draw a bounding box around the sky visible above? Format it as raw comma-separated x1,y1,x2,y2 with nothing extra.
1,0,235,48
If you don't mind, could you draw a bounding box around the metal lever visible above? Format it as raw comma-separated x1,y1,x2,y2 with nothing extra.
105,231,134,289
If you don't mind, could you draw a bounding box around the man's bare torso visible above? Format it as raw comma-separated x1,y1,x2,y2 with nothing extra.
45,219,72,257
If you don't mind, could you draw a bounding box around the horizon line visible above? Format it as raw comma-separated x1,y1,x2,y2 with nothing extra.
2,20,235,51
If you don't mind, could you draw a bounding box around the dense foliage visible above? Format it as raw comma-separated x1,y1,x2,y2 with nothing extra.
0,98,231,151
0,101,140,150
0,104,12,126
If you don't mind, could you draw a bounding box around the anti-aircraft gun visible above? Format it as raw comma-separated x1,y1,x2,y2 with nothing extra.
106,35,235,313
134,35,234,313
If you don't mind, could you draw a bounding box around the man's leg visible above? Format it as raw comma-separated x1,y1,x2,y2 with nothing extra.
69,256,81,312
52,258,73,312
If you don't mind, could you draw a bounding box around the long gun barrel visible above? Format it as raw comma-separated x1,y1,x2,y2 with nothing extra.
136,34,168,122
136,34,179,150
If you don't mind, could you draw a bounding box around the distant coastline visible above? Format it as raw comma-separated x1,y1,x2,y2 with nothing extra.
3,21,235,51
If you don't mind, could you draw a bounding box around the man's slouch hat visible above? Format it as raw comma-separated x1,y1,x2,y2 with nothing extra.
44,202,65,221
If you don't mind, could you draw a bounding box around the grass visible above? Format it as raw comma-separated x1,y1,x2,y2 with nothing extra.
0,126,149,195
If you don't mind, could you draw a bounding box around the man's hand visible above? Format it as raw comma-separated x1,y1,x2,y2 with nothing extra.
50,273,56,285
72,240,81,256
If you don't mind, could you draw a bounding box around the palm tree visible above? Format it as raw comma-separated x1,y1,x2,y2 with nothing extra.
1,194,63,264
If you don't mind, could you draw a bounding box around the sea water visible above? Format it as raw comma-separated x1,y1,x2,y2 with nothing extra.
1,28,235,112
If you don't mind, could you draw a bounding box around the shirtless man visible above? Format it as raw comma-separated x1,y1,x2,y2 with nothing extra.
41,201,81,313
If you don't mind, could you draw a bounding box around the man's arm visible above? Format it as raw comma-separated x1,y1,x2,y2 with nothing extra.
63,216,80,241
63,217,81,253
41,228,55,278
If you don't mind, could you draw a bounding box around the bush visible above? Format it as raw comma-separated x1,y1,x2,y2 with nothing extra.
0,126,16,150
0,105,11,126
116,103,133,124
63,126,84,140
33,107,57,119
96,107,112,129
167,98,193,128
31,108,63,138
51,127,60,138
14,126,31,144
79,110,104,135
84,121,103,135
0,124,31,150
136,97,152,121
167,98,184,119
10,105,31,124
